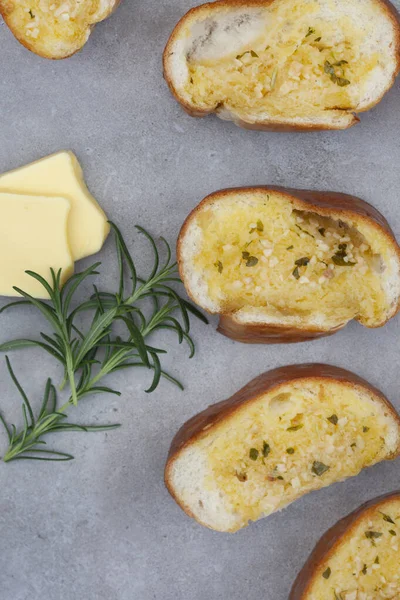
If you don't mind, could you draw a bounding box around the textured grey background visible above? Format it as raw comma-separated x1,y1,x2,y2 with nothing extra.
1,1,400,599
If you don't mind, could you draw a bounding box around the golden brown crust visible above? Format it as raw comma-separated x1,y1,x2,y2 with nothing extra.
163,0,400,131
289,490,400,600
177,186,400,344
165,364,400,525
0,0,121,59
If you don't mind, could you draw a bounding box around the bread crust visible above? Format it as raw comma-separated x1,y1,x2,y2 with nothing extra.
165,364,400,527
177,186,400,343
0,0,121,59
289,490,400,600
163,0,400,131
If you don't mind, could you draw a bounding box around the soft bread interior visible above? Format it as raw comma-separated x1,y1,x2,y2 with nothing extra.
179,190,400,330
0,0,116,58
168,0,399,126
307,496,400,600
168,380,400,532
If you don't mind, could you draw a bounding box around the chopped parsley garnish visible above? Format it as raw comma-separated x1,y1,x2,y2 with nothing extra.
276,475,284,480
362,564,367,575
242,251,258,267
287,245,294,250
292,267,300,280
249,448,259,461
236,50,258,59
318,227,326,237
324,60,351,87
327,414,338,425
249,220,264,234
389,529,397,536
351,442,357,449
295,224,315,238
286,447,295,455
311,461,330,476
306,27,315,37
236,471,247,482
332,243,356,266
29,9,34,18
374,556,380,564
365,531,383,545
363,426,370,433
322,567,331,579
314,36,322,42
287,424,303,432
380,512,395,524
214,260,223,273
262,441,271,457
246,256,258,267
295,257,310,267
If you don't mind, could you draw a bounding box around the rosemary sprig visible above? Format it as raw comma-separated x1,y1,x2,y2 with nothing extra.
0,223,207,462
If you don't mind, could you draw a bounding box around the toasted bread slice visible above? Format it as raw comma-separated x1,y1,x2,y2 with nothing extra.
163,0,400,131
165,364,400,533
0,0,120,59
177,187,400,343
290,491,400,600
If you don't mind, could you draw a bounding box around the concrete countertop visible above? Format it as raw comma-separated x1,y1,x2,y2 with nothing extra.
1,1,399,598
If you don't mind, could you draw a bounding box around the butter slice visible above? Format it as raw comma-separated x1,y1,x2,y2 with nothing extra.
0,151,109,261
0,193,73,298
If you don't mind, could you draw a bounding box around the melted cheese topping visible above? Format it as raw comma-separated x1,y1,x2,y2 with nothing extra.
308,498,400,600
203,382,394,529
186,0,381,119
192,193,390,327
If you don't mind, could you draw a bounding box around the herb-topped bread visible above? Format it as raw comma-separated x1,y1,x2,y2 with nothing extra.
165,364,400,533
0,0,120,59
177,187,400,344
163,0,400,130
290,492,400,600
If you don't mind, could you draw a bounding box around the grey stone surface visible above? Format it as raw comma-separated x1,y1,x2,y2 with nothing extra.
0,2,400,598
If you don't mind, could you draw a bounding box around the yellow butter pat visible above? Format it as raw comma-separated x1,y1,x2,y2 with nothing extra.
0,193,73,298
0,151,109,261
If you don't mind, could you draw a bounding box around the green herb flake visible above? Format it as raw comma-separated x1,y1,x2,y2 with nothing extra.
318,228,326,237
374,556,380,564
365,531,383,545
29,8,34,18
363,426,370,433
314,36,322,42
336,77,351,87
350,442,357,449
380,512,395,524
389,529,397,536
292,266,300,280
262,441,271,457
327,414,338,425
246,256,258,267
362,564,367,575
214,260,223,274
236,471,247,482
249,448,259,461
324,60,351,87
286,447,295,455
311,461,330,476
286,245,294,251
322,567,331,579
287,424,303,431
242,251,250,260
295,257,310,267
332,255,356,267
295,224,315,238
277,475,284,480
250,50,259,57
306,27,315,37
265,45,270,50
